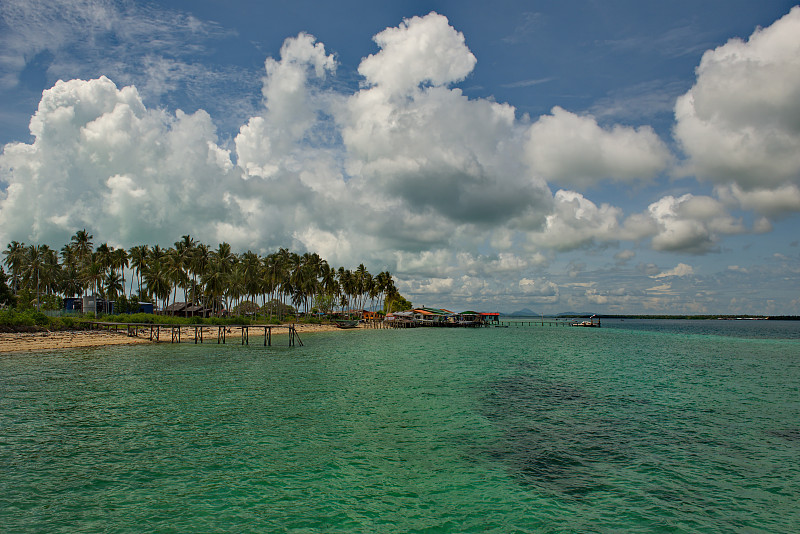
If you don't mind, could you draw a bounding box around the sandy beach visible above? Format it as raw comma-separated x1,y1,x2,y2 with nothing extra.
0,322,354,353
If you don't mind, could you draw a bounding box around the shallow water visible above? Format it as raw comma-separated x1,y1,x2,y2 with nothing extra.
1,321,799,532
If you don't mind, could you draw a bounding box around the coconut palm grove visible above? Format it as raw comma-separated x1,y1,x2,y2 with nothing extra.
1,232,409,320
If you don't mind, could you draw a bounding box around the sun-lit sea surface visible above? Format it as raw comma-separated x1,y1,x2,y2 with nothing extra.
2,320,799,532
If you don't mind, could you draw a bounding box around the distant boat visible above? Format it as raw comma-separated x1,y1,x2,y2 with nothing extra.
334,319,359,329
571,315,601,327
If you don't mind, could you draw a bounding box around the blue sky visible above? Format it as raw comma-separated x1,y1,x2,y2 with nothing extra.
1,0,799,314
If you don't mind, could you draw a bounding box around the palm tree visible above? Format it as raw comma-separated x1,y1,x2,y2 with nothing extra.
22,244,44,310
205,243,235,315
150,244,166,263
141,251,171,310
82,260,104,298
319,262,338,314
70,230,93,267
173,237,194,304
111,248,128,297
367,274,379,312
40,245,61,296
338,267,354,315
355,267,368,312
188,243,209,313
271,249,291,319
241,251,261,309
95,243,114,275
212,242,234,272
228,262,246,311
278,251,299,319
375,271,395,312
178,235,195,251
201,264,226,316
299,252,324,313
165,247,190,313
261,253,279,318
61,262,82,298
290,262,315,314
2,241,26,295
128,245,148,298
104,270,123,301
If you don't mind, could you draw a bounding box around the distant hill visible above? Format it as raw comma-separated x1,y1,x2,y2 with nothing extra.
506,308,540,317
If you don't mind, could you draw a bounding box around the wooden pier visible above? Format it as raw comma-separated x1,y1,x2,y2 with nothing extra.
87,322,303,347
496,319,578,327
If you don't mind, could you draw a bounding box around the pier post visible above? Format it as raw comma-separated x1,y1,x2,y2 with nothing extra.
288,325,304,347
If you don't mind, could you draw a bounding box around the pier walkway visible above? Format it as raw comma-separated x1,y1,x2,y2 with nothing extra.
496,318,600,327
87,322,303,347
497,320,570,327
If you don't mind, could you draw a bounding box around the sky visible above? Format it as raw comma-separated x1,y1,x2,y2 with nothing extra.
1,0,799,315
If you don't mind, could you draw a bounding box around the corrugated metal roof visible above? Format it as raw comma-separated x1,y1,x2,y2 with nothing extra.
414,307,453,315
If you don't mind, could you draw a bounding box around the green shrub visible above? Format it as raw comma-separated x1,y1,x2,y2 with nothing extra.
123,313,155,324
0,309,41,327
31,311,49,326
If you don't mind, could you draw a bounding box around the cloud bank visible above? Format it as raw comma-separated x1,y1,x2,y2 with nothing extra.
2,9,800,311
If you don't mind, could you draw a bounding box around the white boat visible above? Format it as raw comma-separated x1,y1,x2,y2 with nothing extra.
571,315,601,327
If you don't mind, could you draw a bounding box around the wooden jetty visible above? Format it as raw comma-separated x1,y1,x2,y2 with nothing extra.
495,319,579,327
87,322,303,347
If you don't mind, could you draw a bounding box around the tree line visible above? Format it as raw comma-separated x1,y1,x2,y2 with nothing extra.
2,232,411,318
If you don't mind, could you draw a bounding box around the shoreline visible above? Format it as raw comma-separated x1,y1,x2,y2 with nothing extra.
0,322,352,353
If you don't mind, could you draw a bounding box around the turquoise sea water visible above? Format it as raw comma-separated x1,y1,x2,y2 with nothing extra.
1,320,799,532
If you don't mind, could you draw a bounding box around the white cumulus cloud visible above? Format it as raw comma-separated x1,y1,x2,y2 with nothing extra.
653,263,694,278
526,190,626,250
358,12,476,95
526,106,671,188
0,76,238,246
674,7,800,207
646,194,744,254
